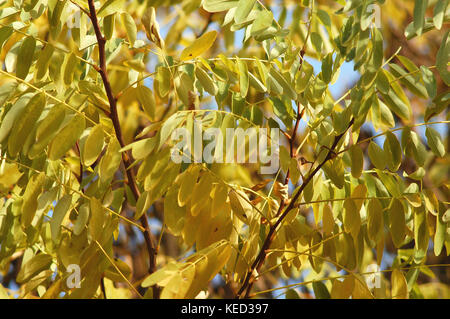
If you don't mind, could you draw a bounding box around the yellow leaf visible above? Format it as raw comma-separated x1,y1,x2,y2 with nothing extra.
322,204,334,235
180,31,217,61
391,269,408,299
367,198,384,243
343,198,361,239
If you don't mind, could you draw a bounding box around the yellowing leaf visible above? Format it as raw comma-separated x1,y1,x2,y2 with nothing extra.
50,195,72,241
234,0,256,24
16,254,52,284
165,185,186,236
344,198,361,239
8,93,45,157
195,66,218,96
136,85,156,120
16,36,36,79
383,131,402,171
229,189,252,222
391,269,408,299
89,198,107,241
120,12,137,46
82,124,105,167
21,172,46,227
63,52,77,86
99,138,122,184
312,281,331,299
368,142,386,170
180,31,217,61
322,204,334,235
203,0,238,13
236,57,249,98
178,165,201,206
97,0,125,18
389,199,406,248
367,199,384,243
48,114,85,161
73,203,89,236
425,127,445,157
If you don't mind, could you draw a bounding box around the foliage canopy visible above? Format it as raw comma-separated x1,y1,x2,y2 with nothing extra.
0,0,449,299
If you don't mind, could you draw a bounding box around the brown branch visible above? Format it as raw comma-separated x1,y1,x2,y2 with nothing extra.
87,0,160,298
236,118,355,298
100,276,107,299
75,142,83,188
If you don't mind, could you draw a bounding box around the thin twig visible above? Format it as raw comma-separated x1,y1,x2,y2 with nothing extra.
86,0,160,298
236,118,355,298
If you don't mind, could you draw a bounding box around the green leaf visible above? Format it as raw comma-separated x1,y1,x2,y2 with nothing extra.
433,0,448,30
321,53,333,84
286,289,301,299
350,145,364,178
367,199,384,243
16,36,36,79
436,30,450,86
232,92,245,115
371,28,383,70
434,203,446,256
383,131,402,171
236,57,249,98
380,88,411,121
343,198,361,239
82,124,105,166
8,93,45,157
48,113,86,161
234,0,256,24
368,142,386,170
250,10,273,35
313,281,331,299
413,0,428,36
389,199,406,248
323,157,345,189
195,66,218,96
389,63,428,99
425,127,445,157
0,26,13,52
414,206,428,263
103,14,115,40
269,67,297,100
180,31,217,61
420,66,437,99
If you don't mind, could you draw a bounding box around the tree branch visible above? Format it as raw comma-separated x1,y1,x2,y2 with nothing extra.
236,118,355,298
87,0,159,298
